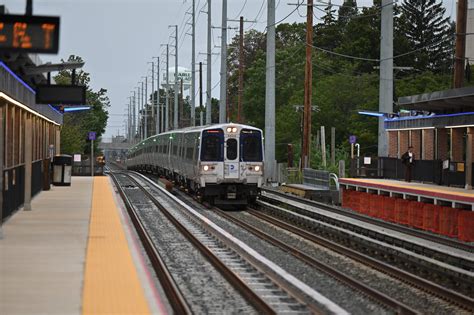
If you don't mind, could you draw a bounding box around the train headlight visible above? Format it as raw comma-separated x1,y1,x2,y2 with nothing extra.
226,127,232,132
203,165,210,171
232,127,237,133
254,165,261,172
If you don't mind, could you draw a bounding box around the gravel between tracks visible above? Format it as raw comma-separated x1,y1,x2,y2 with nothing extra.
121,182,258,314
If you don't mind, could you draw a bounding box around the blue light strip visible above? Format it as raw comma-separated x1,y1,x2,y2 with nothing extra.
358,111,385,117
64,106,91,112
0,61,36,94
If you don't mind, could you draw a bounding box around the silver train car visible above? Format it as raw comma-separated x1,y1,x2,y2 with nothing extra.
126,123,264,206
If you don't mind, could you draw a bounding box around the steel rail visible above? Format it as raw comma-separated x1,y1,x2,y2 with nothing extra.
123,173,277,315
260,188,474,253
214,208,419,315
109,172,192,314
248,207,474,312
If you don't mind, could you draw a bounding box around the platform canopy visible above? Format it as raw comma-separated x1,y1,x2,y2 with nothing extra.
398,86,474,113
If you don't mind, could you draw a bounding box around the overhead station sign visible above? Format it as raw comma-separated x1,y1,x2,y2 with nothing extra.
36,84,86,105
0,14,60,54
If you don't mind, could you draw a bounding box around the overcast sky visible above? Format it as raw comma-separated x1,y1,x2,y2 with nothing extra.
1,0,457,139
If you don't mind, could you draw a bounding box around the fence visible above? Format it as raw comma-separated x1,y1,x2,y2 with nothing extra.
349,157,469,187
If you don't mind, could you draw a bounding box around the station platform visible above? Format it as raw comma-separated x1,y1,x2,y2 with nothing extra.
0,177,166,315
339,178,474,242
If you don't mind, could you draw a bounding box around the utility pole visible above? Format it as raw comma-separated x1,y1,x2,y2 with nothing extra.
153,56,160,134
378,0,393,157
143,76,148,139
149,61,155,134
206,0,212,125
138,84,142,140
171,25,179,130
238,16,244,123
199,61,204,126
454,0,467,88
219,0,227,123
165,44,170,131
191,0,196,126
132,91,136,141
180,79,184,127
302,0,313,169
265,0,276,181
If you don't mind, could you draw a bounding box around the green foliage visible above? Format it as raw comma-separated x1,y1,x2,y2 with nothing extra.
56,55,109,155
224,0,455,169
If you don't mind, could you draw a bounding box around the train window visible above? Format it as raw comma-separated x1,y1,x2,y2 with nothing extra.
173,144,178,155
240,130,263,161
186,147,193,160
201,129,224,161
226,139,238,160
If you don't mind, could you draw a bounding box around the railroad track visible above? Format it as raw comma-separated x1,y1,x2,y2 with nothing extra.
244,206,474,313
111,171,346,314
261,187,474,253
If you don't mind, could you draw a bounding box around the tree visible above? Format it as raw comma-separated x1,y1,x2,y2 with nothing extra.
398,0,453,73
55,55,109,155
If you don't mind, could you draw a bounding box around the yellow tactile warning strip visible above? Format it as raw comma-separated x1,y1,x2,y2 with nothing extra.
82,177,151,315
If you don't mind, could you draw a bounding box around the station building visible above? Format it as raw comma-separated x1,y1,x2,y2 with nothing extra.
1,54,63,221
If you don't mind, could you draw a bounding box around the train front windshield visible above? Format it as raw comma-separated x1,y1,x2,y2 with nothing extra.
201,129,224,161
240,129,263,162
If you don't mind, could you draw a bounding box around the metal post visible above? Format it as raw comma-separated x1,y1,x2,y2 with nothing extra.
199,61,204,126
191,0,196,126
206,0,212,125
238,16,244,123
302,0,313,169
150,61,155,134
0,105,3,238
219,0,227,123
378,0,393,157
166,44,170,132
466,127,473,189
144,76,148,139
91,139,94,177
265,0,276,181
24,114,32,211
133,91,136,140
454,0,467,88
172,25,178,130
331,127,335,165
154,57,160,134
321,126,326,168
180,79,184,127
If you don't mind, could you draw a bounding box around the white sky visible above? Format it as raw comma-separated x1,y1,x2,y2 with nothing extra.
1,0,457,139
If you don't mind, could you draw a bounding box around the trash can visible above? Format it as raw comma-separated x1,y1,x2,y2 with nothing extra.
52,155,73,186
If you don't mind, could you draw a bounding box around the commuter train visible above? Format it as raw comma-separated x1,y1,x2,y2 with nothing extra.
126,123,264,206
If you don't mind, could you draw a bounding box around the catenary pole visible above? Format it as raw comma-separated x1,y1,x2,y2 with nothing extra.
165,44,170,131
265,0,276,181
219,0,227,123
173,25,179,130
206,0,212,124
144,76,148,139
191,0,196,126
238,16,244,123
199,61,204,126
378,0,393,157
153,57,160,134
302,0,313,169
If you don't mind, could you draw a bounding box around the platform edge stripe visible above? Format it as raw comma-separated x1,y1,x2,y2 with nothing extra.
82,177,151,315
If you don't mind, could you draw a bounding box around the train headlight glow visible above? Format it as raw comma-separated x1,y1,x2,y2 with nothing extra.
203,165,210,171
254,165,261,172
226,127,232,132
232,127,237,133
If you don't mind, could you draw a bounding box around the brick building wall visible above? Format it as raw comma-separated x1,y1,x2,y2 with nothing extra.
423,129,435,160
437,129,448,160
410,130,421,160
399,130,409,156
388,131,398,158
451,128,464,162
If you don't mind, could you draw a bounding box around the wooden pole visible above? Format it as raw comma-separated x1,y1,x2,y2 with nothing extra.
454,0,467,88
302,0,313,168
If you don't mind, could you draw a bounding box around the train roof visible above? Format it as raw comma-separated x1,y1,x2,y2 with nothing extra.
128,123,262,153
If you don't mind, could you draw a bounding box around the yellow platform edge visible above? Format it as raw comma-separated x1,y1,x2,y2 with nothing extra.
82,177,151,315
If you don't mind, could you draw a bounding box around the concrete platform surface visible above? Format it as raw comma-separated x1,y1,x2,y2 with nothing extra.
0,177,93,315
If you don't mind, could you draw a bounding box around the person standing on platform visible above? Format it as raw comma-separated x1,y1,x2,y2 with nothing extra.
401,146,415,182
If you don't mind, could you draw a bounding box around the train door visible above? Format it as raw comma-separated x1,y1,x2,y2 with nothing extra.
224,136,239,179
